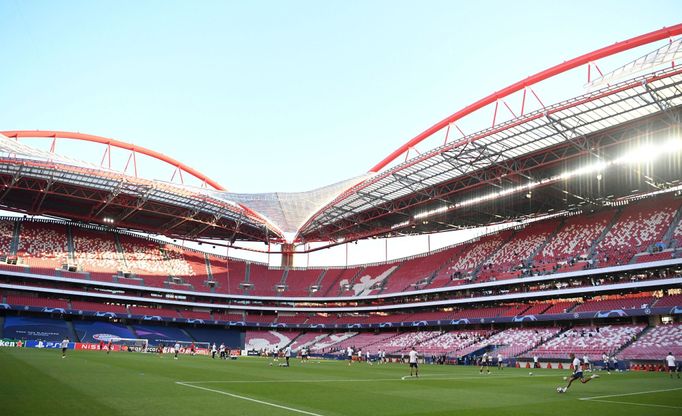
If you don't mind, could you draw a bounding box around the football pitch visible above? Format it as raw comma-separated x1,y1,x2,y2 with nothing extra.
1,348,681,416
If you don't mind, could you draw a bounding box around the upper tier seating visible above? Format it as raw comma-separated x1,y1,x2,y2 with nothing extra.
247,264,284,296
526,324,645,360
208,255,246,294
0,220,15,255
176,250,210,292
380,249,457,294
537,211,613,265
117,235,195,282
673,219,682,247
595,199,679,267
478,221,558,281
283,269,324,297
429,232,510,287
72,228,123,276
342,264,399,297
618,324,682,360
17,222,68,270
6,194,678,300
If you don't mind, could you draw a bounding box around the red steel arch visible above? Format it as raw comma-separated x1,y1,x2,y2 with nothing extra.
370,23,682,173
0,130,226,191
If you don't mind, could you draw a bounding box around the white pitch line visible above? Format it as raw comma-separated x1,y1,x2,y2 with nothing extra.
175,381,325,416
178,374,556,385
579,387,682,400
582,399,682,410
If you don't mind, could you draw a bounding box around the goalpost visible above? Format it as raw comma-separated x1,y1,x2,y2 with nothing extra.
109,338,149,352
170,340,211,355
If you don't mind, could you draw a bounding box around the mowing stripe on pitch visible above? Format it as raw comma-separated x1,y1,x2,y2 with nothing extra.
176,381,325,416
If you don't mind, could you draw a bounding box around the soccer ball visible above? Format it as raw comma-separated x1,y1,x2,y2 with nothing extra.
528,372,533,376
563,376,568,381
556,387,564,393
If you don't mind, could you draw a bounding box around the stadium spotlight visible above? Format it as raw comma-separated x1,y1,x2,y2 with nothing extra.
103,217,114,224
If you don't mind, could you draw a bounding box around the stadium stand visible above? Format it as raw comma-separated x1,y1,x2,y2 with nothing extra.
478,327,561,358
572,294,656,313
478,221,558,282
71,227,123,279
129,306,180,318
245,313,277,324
4,292,69,309
417,330,491,356
179,310,212,320
380,249,455,294
373,331,443,354
618,323,682,360
208,255,245,294
289,332,329,351
429,231,511,288
321,332,397,355
0,219,15,255
309,332,358,353
247,264,284,296
525,324,645,360
70,301,129,314
283,268,324,296
17,221,68,270
594,198,679,267
244,330,300,351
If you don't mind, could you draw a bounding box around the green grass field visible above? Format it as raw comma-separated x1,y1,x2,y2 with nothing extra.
1,348,680,416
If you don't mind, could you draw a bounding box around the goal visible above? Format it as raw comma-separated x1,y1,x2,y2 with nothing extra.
109,337,149,352
170,340,211,355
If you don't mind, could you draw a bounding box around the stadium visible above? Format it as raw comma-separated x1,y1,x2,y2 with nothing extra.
2,8,682,416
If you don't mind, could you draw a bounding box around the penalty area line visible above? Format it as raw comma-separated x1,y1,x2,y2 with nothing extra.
175,381,325,416
579,386,682,400
580,399,682,410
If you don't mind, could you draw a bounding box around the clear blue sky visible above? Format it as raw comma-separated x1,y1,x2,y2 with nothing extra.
1,0,679,193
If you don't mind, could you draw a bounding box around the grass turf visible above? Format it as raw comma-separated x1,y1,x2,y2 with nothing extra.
1,348,681,416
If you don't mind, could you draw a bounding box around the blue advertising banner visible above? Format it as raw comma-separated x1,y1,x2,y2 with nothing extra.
3,316,71,342
73,321,136,343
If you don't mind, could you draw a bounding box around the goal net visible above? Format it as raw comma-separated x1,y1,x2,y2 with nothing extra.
109,338,149,352
167,340,211,355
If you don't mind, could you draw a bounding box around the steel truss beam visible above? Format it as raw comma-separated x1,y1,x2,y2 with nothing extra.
303,112,681,241
0,171,269,242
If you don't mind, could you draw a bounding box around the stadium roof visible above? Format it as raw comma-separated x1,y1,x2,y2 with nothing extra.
2,24,682,248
